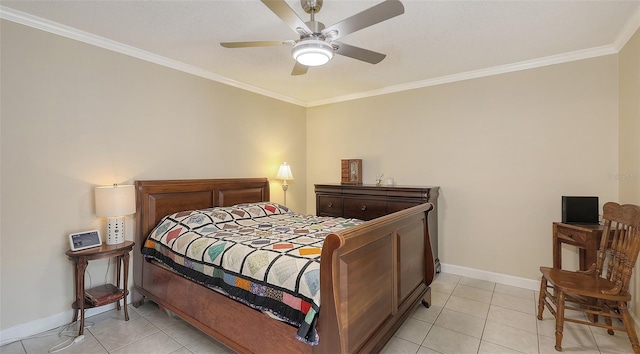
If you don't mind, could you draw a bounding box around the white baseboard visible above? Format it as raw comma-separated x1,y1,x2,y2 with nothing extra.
3,267,638,346
1,268,538,346
440,263,540,291
440,263,640,329
0,295,130,346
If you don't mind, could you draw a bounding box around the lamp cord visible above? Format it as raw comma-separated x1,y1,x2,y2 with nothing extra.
1,319,93,352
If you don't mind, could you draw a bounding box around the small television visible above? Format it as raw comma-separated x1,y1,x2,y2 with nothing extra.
562,196,599,224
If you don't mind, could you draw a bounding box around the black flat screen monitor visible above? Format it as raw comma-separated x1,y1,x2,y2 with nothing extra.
562,196,599,224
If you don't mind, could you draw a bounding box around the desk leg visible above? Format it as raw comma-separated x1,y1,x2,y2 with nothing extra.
76,258,88,335
122,251,130,321
579,249,589,271
553,224,561,269
583,236,599,271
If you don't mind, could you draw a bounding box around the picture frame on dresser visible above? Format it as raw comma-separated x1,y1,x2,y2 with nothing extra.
341,159,363,185
315,183,441,273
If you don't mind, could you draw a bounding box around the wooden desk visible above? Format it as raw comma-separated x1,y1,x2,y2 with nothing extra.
553,222,604,271
66,241,134,335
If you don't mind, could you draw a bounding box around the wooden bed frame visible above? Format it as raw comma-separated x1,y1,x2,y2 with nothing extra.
133,178,435,354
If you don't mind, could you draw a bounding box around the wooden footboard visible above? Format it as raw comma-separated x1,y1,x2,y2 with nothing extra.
316,203,434,353
134,179,434,354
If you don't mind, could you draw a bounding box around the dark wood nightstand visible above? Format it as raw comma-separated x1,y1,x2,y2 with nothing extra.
66,240,134,335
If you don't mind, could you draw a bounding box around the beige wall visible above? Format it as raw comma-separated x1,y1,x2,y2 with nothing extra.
619,29,640,320
306,55,619,280
0,20,306,331
619,29,640,205
1,18,637,336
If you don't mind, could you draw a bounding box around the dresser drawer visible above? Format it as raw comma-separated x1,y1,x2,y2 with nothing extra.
387,201,421,214
555,225,589,245
317,196,343,217
343,198,387,220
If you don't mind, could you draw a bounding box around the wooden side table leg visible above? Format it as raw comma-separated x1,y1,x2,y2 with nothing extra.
71,260,80,324
77,258,88,335
116,256,122,311
122,251,130,321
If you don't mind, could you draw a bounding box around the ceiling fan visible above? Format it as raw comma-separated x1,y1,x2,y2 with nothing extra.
220,0,405,75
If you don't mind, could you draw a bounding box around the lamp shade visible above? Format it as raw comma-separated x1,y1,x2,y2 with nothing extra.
276,162,294,181
95,184,136,217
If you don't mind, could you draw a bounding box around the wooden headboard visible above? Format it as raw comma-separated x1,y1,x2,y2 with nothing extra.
133,178,270,300
134,178,270,239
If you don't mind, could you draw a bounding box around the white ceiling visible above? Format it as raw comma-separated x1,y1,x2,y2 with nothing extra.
1,0,639,107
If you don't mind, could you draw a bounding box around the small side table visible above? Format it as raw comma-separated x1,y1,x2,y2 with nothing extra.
66,240,135,335
553,222,604,271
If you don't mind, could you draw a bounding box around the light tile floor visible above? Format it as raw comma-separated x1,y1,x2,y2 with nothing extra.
1,272,636,354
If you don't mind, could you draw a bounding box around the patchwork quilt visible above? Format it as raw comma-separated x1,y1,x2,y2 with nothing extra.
141,202,363,345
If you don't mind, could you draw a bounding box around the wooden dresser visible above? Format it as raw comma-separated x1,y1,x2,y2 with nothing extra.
315,183,440,272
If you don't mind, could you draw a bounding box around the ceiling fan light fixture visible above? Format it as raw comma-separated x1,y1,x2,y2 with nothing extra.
292,39,333,66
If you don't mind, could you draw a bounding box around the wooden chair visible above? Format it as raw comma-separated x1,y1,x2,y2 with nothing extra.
538,202,640,353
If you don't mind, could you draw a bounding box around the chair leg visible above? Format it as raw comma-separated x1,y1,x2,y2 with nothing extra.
619,302,640,354
604,309,614,335
538,276,547,320
555,290,565,351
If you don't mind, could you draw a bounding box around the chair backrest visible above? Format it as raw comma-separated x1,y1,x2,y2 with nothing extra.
595,202,640,295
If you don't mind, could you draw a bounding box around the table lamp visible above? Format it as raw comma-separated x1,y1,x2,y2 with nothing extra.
276,162,294,206
95,184,136,245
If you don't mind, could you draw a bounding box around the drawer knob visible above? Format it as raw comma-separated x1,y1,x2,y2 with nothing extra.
327,202,333,208
361,205,367,211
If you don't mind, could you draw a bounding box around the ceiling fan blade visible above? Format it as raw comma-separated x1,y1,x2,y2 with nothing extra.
291,62,309,76
323,0,404,40
333,41,386,64
220,41,290,48
261,0,312,35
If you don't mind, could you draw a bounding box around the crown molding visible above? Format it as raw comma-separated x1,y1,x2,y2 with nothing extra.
2,4,637,109
0,6,307,107
613,4,640,51
306,44,619,107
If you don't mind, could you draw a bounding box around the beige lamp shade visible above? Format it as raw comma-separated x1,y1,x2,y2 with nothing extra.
95,184,135,245
276,162,294,181
95,184,136,217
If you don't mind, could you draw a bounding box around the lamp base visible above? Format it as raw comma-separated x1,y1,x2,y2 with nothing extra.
282,182,289,206
106,216,125,245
